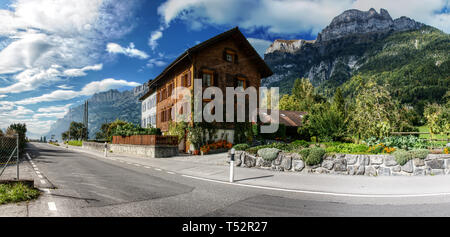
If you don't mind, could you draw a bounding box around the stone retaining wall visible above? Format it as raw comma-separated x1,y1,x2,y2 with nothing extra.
83,142,178,158
233,151,450,176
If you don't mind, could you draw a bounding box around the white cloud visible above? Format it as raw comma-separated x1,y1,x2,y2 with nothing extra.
0,64,103,94
16,78,140,105
37,104,73,113
146,59,168,68
63,64,103,77
156,0,449,36
247,38,272,57
33,112,67,119
106,42,149,59
0,95,7,98
149,29,163,50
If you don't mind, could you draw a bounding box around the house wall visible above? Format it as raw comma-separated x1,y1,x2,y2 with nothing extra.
141,92,156,128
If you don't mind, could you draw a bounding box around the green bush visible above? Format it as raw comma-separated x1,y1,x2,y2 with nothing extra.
245,145,268,154
306,147,326,166
325,143,370,154
364,135,429,150
289,140,309,150
393,148,430,166
298,148,311,160
410,149,430,159
233,143,250,151
257,148,281,161
68,140,82,146
393,149,412,166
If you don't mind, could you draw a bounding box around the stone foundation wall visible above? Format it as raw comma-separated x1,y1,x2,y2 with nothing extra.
83,142,178,158
233,151,450,176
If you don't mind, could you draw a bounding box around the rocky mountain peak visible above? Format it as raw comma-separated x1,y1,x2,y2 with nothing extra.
265,39,315,55
317,8,394,42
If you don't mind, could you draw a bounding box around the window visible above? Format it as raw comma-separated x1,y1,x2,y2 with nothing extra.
226,54,233,62
167,83,173,99
202,71,213,87
224,49,236,63
237,77,246,89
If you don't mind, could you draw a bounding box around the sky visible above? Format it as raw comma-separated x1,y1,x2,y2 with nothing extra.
0,0,448,138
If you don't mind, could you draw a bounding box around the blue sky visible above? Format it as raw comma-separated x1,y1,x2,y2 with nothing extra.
0,0,448,138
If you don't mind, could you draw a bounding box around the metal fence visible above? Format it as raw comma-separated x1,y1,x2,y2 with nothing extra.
0,135,19,180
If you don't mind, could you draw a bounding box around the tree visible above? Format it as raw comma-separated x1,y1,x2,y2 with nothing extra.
64,122,87,141
279,94,303,111
0,129,3,137
332,88,345,115
61,131,69,141
6,123,27,149
167,121,187,144
301,103,348,142
349,80,401,141
424,103,450,139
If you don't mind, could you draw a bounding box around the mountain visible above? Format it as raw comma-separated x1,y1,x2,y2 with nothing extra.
263,8,449,110
46,88,145,140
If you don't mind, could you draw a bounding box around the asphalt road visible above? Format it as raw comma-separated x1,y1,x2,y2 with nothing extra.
23,142,450,217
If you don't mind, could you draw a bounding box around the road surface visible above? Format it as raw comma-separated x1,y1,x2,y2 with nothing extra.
21,142,450,217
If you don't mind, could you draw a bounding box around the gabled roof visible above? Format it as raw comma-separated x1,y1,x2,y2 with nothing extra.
140,27,273,101
261,110,307,127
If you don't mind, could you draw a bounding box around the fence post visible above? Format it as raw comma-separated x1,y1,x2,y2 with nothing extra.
16,134,19,180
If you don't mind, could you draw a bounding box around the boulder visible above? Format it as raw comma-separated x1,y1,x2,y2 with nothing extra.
322,160,334,170
413,168,425,176
292,160,305,172
378,167,391,176
401,160,413,173
431,169,444,175
426,159,444,169
392,165,401,172
280,155,292,170
365,166,377,176
384,156,397,166
356,165,365,175
334,158,347,172
346,155,358,165
370,155,384,165
413,158,424,167
243,154,257,168
256,157,271,168
359,155,369,166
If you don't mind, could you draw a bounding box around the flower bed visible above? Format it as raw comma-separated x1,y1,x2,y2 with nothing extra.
199,140,233,155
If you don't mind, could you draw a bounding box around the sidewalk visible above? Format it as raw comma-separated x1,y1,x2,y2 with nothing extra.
61,144,450,197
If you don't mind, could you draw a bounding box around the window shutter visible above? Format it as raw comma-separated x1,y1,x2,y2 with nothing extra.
223,50,227,61
213,72,219,87
198,70,204,87
235,54,239,64
187,71,191,87
233,76,238,88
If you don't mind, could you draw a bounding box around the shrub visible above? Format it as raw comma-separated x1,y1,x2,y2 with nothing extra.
298,148,311,160
68,140,82,146
364,136,429,150
290,140,309,150
325,143,370,154
410,149,429,159
0,182,40,205
267,142,290,151
257,148,280,161
305,147,325,166
393,149,412,166
233,143,249,151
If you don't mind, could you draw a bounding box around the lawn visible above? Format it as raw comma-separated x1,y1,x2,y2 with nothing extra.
67,140,83,146
417,125,449,146
0,182,40,205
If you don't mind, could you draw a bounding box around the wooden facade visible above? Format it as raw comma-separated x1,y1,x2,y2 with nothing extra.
140,27,273,137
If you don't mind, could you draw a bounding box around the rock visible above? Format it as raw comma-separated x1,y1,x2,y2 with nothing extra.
392,165,401,172
322,160,334,170
401,160,413,173
281,156,292,170
235,153,242,166
365,166,377,176
272,154,283,166
292,160,305,172
334,158,347,172
445,159,450,169
431,169,444,175
413,168,425,176
359,155,369,166
378,167,391,176
413,158,425,167
384,156,397,166
347,165,356,175
346,155,358,165
243,154,256,168
426,160,444,169
291,153,301,160
370,155,384,165
256,157,271,168
315,167,329,174
356,165,365,175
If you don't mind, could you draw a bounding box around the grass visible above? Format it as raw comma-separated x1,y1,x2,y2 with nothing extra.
418,126,449,147
0,182,40,205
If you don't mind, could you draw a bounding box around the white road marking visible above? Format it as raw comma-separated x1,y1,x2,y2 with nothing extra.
36,171,41,174
48,202,57,211
180,174,450,198
38,175,43,179
144,166,151,169
34,168,39,171
167,171,175,174
134,164,141,167
40,180,46,184
155,168,162,171
41,188,51,194
126,162,132,165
